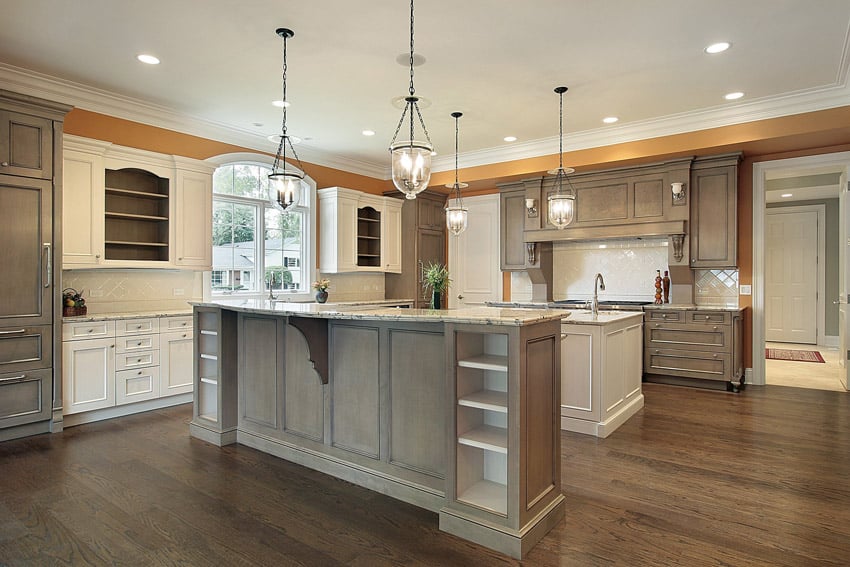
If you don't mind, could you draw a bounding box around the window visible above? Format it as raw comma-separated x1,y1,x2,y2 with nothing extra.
211,160,315,298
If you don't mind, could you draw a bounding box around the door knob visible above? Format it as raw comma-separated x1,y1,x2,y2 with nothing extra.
457,294,463,300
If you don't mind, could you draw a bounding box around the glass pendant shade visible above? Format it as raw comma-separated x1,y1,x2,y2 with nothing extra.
269,167,305,212
548,192,575,229
390,140,433,199
445,191,468,236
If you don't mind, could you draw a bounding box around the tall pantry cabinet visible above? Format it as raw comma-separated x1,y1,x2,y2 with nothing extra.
0,90,71,441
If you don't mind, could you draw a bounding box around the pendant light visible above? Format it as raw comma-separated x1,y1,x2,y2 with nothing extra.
445,112,468,236
389,0,433,199
547,86,576,229
268,27,306,212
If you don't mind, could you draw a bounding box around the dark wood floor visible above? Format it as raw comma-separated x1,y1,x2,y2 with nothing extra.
1,383,848,566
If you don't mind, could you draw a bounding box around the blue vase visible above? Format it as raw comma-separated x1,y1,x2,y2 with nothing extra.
316,290,328,303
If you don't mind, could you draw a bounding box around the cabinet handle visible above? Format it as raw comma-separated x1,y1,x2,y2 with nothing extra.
111,344,115,348
87,329,93,333
655,349,660,354
43,243,52,288
183,333,187,338
0,374,27,383
0,161,8,167
96,254,101,260
662,314,667,319
0,328,26,335
178,257,183,261
713,354,718,358
704,315,710,320
713,326,718,331
138,342,143,346
138,371,143,375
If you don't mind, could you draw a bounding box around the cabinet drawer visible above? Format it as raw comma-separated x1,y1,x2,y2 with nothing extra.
162,316,193,331
644,348,732,381
116,366,160,405
0,325,52,373
115,318,159,336
644,310,683,323
63,320,115,341
645,323,731,352
115,334,159,353
687,311,730,325
0,368,52,428
115,349,159,371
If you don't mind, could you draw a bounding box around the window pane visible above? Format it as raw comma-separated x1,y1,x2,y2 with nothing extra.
213,165,234,195
212,201,258,292
265,207,304,291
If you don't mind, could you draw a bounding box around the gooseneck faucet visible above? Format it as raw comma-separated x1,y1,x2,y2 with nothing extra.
591,273,606,316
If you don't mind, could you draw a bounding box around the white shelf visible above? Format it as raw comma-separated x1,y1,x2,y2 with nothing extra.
458,425,507,454
458,390,508,413
457,479,507,516
458,354,508,372
199,330,218,336
106,187,168,199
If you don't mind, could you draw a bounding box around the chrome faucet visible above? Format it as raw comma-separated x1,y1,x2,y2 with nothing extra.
268,273,277,301
591,273,606,315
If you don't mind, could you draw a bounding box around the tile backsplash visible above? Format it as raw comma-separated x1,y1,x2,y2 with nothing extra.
62,270,203,313
317,272,385,302
694,269,739,307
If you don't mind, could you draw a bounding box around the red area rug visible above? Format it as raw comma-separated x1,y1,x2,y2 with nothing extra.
765,348,825,363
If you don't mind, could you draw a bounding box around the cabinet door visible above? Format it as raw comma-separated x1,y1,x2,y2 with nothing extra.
690,164,737,268
0,368,52,429
175,169,212,269
417,193,446,230
0,110,53,179
560,325,600,421
63,148,105,266
0,325,52,374
160,329,194,396
382,199,402,273
0,174,52,327
62,337,115,415
116,366,160,405
500,189,527,270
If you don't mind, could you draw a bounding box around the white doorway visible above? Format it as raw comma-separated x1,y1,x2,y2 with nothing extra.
752,151,850,389
764,206,823,344
448,194,502,307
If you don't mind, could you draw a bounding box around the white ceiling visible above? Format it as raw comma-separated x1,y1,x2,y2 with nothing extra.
2,0,850,179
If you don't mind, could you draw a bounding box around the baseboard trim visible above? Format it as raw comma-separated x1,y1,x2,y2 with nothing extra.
63,393,192,427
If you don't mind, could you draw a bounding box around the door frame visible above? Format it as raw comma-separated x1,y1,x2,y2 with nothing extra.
752,151,850,385
764,205,825,345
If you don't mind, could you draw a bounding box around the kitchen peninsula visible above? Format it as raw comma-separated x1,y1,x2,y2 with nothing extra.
189,299,565,558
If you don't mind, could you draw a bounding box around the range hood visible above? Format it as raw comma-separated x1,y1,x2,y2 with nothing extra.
524,220,686,244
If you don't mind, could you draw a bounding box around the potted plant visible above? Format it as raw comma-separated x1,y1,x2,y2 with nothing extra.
312,278,331,303
422,262,451,309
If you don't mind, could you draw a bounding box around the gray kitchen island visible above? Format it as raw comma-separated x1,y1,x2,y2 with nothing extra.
189,299,565,558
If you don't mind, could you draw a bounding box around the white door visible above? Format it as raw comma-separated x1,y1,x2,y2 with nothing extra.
448,194,502,307
765,209,818,343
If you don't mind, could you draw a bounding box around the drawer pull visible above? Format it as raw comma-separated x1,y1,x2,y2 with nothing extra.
182,333,188,338
0,374,27,383
705,315,710,320
713,354,718,358
138,371,143,375
138,342,143,346
655,349,660,354
662,314,667,319
88,329,93,333
137,358,143,363
0,328,27,335
713,326,718,331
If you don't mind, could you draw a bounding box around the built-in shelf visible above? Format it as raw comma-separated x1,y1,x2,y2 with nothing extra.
105,240,168,247
458,424,508,454
356,206,381,268
106,187,168,199
357,216,380,223
104,168,170,262
457,479,508,516
105,212,169,221
458,354,508,372
458,390,508,413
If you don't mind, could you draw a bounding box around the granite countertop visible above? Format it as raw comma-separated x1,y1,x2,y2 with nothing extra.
561,311,645,325
194,299,566,326
643,304,744,312
63,309,193,322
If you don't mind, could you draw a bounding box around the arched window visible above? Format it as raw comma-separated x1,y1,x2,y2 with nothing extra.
208,154,316,300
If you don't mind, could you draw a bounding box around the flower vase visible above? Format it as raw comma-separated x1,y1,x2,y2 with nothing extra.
315,290,328,304
431,291,441,310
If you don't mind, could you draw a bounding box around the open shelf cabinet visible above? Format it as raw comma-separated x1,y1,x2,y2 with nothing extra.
104,168,170,261
356,206,381,267
191,307,237,446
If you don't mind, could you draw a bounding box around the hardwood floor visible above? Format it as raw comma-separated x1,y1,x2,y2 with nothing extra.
1,383,848,566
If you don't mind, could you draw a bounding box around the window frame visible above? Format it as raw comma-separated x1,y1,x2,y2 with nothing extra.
205,152,317,302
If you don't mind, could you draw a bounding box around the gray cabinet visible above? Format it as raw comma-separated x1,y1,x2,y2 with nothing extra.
385,191,447,308
643,307,745,390
690,154,740,268
500,188,527,270
0,91,69,441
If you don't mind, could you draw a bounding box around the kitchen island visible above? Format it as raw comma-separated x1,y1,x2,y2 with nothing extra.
189,299,565,558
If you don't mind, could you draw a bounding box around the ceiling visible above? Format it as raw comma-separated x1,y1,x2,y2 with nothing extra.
2,0,850,179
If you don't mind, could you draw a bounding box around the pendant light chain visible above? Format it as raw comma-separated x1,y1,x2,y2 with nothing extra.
408,0,415,97
558,88,563,169
273,29,303,176
454,114,460,190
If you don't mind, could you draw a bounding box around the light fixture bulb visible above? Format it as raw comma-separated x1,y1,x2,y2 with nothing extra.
548,192,575,229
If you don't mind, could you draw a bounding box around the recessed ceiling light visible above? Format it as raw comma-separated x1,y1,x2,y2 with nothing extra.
272,100,290,108
724,91,744,100
136,54,160,65
602,116,619,124
705,42,731,54
781,193,793,198
362,130,375,136
503,136,517,142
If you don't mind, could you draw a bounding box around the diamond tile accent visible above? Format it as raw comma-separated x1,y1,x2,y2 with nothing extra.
694,269,739,307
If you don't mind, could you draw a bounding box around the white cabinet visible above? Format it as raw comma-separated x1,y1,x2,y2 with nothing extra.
62,333,115,414
560,314,644,438
61,135,214,270
62,314,193,422
318,186,402,273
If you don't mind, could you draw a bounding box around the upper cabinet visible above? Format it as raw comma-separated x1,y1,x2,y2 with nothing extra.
62,135,214,270
0,109,54,180
689,154,740,269
318,187,402,273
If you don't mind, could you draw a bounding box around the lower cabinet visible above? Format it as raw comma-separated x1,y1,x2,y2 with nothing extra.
62,314,193,423
0,368,53,430
560,316,644,438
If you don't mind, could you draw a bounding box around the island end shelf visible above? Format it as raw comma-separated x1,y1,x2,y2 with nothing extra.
189,300,565,559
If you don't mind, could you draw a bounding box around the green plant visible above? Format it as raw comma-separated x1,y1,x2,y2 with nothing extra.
422,262,451,295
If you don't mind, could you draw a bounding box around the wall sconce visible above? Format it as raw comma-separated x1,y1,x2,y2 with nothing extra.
525,198,538,217
671,182,686,203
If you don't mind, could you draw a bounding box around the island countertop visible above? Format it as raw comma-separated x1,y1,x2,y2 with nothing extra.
192,298,567,326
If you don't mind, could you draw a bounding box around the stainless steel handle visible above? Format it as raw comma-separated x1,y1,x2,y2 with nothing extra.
418,260,424,284
0,328,27,335
0,374,27,383
43,243,52,288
